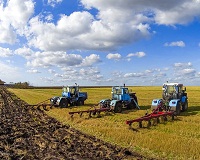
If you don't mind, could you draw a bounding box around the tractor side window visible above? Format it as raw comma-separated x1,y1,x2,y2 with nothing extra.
62,87,67,92
124,88,128,94
167,86,175,93
71,88,75,94
114,89,121,95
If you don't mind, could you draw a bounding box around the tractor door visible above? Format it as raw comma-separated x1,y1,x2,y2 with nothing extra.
121,88,131,101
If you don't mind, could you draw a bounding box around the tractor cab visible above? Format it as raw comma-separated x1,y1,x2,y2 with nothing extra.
111,86,131,101
162,83,186,101
152,82,188,114
62,86,79,98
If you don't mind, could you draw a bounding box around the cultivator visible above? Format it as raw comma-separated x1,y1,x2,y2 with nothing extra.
69,104,114,118
126,102,175,128
24,98,59,111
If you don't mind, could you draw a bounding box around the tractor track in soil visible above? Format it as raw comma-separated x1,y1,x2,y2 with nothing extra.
0,86,153,160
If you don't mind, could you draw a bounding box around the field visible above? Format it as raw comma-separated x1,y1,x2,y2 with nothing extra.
8,86,200,160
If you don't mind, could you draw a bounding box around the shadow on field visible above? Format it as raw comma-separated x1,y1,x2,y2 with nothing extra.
121,106,151,114
180,106,200,116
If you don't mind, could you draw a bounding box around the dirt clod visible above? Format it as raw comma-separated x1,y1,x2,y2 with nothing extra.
0,86,150,160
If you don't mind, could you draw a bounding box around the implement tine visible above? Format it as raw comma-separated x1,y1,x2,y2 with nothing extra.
80,112,83,117
88,111,92,118
37,105,42,111
42,104,49,111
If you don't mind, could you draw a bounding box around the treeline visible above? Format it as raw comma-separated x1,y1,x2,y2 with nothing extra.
6,82,33,89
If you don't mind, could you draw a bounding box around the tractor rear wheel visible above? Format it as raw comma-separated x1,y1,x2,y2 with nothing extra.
77,99,84,106
59,99,68,108
114,103,122,113
175,102,181,115
132,96,138,109
127,101,134,110
182,100,188,112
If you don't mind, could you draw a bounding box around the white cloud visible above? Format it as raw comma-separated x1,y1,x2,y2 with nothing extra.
180,68,196,75
26,51,83,68
27,69,41,73
0,47,13,57
47,0,62,7
81,54,101,66
0,0,34,44
164,41,185,47
0,61,21,82
48,69,56,74
14,47,34,60
127,52,146,58
106,53,122,60
124,72,145,78
174,62,192,68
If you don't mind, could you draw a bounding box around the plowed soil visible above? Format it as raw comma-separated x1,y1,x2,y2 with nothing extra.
0,87,151,160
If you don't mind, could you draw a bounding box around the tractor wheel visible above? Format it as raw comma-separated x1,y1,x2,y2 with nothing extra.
114,103,122,113
77,99,84,106
132,96,138,109
59,99,68,108
175,102,181,115
182,100,188,112
127,101,134,110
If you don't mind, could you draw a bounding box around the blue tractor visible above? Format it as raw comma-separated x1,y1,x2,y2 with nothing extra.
151,82,188,115
50,85,87,108
99,85,140,113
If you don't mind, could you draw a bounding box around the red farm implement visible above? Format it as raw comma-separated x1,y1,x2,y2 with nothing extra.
126,102,175,128
69,104,114,118
24,98,59,111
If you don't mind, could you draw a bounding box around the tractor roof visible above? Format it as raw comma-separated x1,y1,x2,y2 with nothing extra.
163,83,183,87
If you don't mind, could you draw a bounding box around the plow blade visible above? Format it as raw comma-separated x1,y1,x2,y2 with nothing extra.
69,108,113,118
126,102,175,128
24,104,59,111
126,111,174,126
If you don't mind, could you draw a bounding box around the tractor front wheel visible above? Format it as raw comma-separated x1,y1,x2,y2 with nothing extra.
114,103,122,113
59,99,68,108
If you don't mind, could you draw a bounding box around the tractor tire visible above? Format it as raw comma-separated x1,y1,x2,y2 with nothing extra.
127,101,134,110
59,99,68,108
175,102,181,115
114,103,122,113
77,99,84,106
132,96,138,109
182,100,188,112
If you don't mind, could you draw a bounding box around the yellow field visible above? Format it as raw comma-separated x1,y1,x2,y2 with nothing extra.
9,86,200,160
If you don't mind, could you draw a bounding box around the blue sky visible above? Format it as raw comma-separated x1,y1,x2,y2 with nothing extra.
0,0,200,86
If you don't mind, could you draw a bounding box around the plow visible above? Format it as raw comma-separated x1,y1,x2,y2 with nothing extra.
69,105,114,118
126,82,188,128
126,101,175,128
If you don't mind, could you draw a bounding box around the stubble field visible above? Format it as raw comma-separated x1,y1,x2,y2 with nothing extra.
9,86,200,160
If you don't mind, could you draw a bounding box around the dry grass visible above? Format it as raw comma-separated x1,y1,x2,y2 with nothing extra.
9,86,200,160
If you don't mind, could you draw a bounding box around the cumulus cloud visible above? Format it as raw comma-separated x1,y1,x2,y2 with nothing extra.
0,0,34,44
174,62,192,68
106,53,122,60
48,69,56,74
0,47,13,57
81,54,101,66
127,52,146,58
124,72,145,78
180,68,196,75
0,61,21,82
14,47,34,60
26,51,83,68
27,69,41,73
164,41,185,47
47,0,63,7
